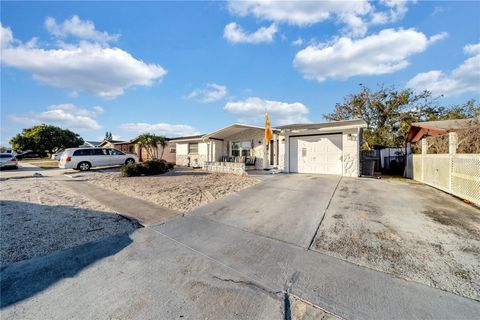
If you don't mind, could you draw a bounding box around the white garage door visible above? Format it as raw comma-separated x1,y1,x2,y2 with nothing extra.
290,134,343,175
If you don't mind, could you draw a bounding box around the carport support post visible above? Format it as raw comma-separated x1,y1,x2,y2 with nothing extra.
448,132,458,191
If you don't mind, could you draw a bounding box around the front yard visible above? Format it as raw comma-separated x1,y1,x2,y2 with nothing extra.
0,178,138,267
71,168,258,212
313,177,480,301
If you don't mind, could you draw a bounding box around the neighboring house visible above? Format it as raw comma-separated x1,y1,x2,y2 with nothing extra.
107,137,177,163
79,141,102,148
174,119,367,177
98,140,127,148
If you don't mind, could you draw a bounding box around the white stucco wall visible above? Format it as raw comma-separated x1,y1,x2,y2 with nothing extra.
175,141,208,167
341,129,359,177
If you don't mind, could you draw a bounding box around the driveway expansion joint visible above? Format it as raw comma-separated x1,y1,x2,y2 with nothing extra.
307,176,342,250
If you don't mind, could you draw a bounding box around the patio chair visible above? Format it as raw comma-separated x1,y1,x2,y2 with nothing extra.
245,156,256,170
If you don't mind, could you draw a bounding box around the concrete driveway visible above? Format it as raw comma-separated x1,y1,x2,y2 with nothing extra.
2,174,479,319
194,173,341,248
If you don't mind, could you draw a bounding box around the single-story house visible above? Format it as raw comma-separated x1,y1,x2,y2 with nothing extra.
109,138,177,163
174,119,367,176
99,139,127,148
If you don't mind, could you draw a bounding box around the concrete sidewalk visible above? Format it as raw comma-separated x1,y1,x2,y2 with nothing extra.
59,180,180,226
153,215,480,320
1,229,284,320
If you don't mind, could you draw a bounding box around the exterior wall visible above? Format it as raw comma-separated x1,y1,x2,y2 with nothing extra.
277,134,286,170
342,129,360,177
175,141,208,167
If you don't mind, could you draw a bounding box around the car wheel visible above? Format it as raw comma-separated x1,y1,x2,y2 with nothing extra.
77,161,91,171
125,158,135,165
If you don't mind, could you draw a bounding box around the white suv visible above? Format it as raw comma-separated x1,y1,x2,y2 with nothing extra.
59,148,138,171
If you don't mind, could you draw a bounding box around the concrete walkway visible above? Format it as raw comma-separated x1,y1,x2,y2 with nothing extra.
59,180,180,226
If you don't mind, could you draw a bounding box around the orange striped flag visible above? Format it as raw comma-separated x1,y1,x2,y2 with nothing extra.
265,113,273,141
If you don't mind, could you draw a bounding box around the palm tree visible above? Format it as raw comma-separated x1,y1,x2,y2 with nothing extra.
137,134,166,160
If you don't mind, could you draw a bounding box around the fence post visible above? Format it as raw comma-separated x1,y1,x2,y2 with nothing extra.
448,132,458,191
421,138,427,182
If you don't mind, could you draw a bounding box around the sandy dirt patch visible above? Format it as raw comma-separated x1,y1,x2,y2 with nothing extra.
291,298,341,320
0,178,138,267
71,169,259,212
314,177,480,300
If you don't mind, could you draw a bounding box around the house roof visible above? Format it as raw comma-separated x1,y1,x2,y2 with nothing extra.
203,123,273,140
167,134,205,142
99,139,127,146
86,140,101,145
276,119,367,131
406,118,474,142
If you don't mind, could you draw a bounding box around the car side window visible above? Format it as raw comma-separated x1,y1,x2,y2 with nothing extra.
93,149,108,156
110,149,124,156
73,149,93,156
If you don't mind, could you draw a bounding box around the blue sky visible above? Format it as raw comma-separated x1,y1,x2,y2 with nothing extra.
1,1,479,145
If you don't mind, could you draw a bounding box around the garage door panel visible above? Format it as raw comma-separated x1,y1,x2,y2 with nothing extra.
290,134,343,175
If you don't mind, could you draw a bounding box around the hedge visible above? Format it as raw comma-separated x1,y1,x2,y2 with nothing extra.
121,159,170,177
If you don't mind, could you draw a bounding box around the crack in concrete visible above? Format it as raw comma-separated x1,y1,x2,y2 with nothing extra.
212,275,283,299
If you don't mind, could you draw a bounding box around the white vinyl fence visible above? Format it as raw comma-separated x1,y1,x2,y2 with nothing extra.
410,132,480,206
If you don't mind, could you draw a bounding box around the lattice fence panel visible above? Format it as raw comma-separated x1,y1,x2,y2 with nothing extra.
422,155,450,192
451,154,480,206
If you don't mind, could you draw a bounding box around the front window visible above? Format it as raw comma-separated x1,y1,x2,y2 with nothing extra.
169,143,176,153
188,143,198,154
232,140,251,157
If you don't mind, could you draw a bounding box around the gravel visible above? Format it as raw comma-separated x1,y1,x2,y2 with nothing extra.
314,177,480,301
0,178,138,267
71,169,259,212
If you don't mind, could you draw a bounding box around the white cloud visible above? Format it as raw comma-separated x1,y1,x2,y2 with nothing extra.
291,38,304,46
293,28,444,82
9,104,103,131
0,23,13,48
119,123,199,137
224,22,277,44
227,0,414,37
224,97,310,125
45,15,119,44
370,0,412,25
186,83,228,103
0,20,166,99
407,43,480,97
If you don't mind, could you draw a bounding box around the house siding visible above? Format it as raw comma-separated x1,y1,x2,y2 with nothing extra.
176,141,208,167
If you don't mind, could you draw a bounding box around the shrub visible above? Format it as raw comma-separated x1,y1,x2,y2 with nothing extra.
167,162,175,170
120,159,169,177
121,163,143,177
142,159,168,175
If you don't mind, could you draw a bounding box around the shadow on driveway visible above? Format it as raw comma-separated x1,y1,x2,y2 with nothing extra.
0,200,137,308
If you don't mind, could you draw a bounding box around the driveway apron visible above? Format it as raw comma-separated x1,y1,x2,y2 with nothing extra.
193,174,341,248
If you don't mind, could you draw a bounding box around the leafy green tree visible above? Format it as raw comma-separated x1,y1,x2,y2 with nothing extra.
136,133,167,160
324,84,479,148
10,125,84,156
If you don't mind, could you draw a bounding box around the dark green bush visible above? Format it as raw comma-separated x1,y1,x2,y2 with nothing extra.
120,159,169,177
120,163,143,177
167,162,174,170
